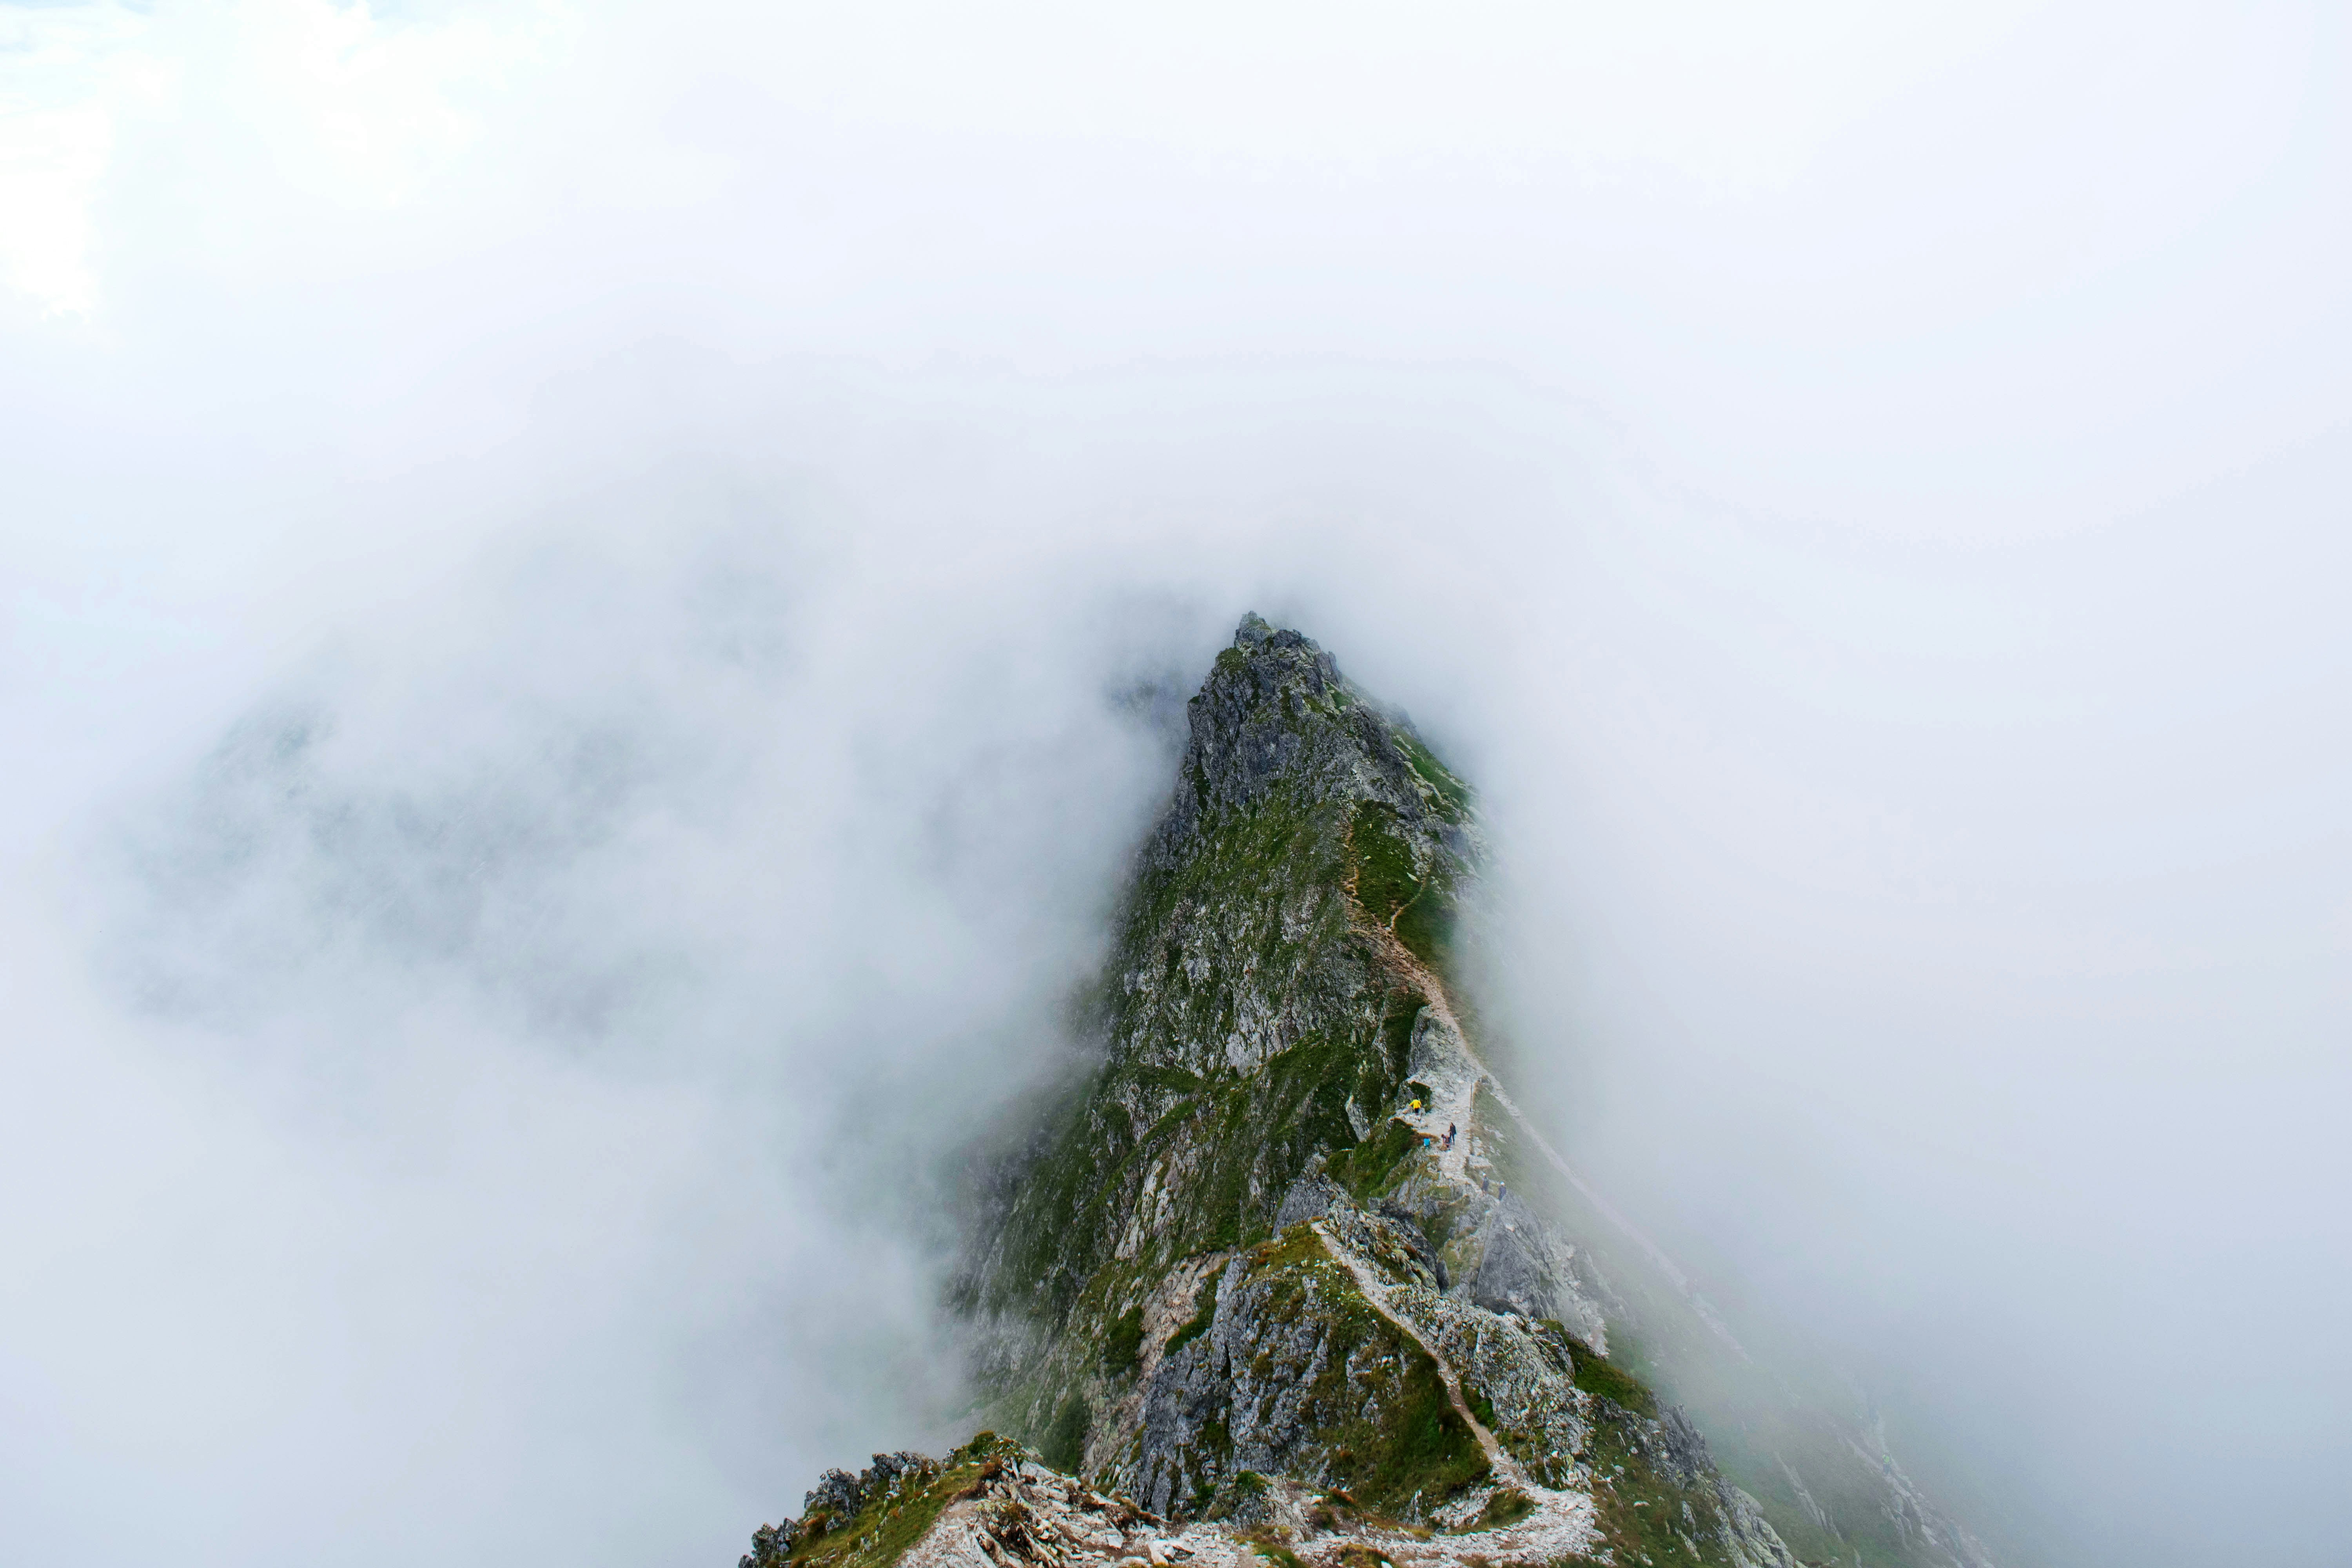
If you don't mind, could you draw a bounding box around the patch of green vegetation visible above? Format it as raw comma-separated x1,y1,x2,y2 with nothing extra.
1574,1405,1741,1568
1165,1293,1217,1359
1350,802,1424,929
963,781,1385,1292
978,941,1392,1325
1394,730,1473,821
1121,782,1338,965
1189,1414,1236,1513
1103,1305,1145,1374
1039,1392,1090,1472
1243,1534,1307,1568
1468,1487,1535,1530
1216,1246,1487,1521
1248,1223,1333,1274
1393,894,1455,973
1259,1031,1380,1179
1311,1489,1425,1544
1130,1063,1205,1096
1379,991,1424,1076
1464,1385,1498,1430
1331,1117,1420,1200
1210,1471,1284,1528
1191,1078,1279,1253
1333,1340,1491,1513
1348,801,1456,968
787,1432,1028,1568
956,1061,1115,1325
1561,1335,1657,1418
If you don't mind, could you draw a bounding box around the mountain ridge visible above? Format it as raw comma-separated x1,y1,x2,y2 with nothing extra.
741,614,1997,1568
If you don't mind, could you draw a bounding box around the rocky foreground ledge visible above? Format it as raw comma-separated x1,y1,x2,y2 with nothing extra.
738,1406,1740,1568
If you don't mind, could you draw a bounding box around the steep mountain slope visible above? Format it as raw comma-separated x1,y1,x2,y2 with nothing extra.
740,616,1995,1568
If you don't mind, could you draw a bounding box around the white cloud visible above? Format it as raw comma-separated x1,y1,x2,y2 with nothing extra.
4,4,2349,1565
0,0,572,312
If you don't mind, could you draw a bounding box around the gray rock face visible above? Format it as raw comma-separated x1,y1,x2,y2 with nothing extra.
1146,615,1447,868
802,1452,936,1528
805,1469,864,1523
1133,1252,1336,1517
1373,1200,1448,1290
1110,1176,1796,1568
1272,1157,1346,1232
1125,1198,1484,1523
1465,1191,1570,1318
740,1520,792,1568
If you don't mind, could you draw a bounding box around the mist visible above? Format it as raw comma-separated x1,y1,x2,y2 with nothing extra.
4,4,2348,1566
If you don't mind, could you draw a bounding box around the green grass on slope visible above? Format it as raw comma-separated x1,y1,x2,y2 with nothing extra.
1234,1229,1491,1517
786,1433,1030,1568
1165,1293,1216,1358
1103,1305,1145,1374
1557,1331,1658,1418
1332,1116,1422,1201
1393,729,1473,822
1039,1391,1090,1472
1566,1404,1751,1568
976,786,1369,1318
1348,803,1457,970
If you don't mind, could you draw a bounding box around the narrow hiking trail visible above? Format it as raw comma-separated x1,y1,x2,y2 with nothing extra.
1309,1220,1599,1558
1308,1218,1520,1487
1366,916,1749,1363
1360,925,1483,1189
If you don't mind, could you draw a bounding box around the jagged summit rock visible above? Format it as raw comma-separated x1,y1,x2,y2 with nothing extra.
739,616,1998,1568
1150,613,1429,846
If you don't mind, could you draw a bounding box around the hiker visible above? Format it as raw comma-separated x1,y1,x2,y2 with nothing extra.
1445,1122,1457,1148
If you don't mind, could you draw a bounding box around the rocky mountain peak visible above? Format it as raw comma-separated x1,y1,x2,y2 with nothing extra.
1154,615,1465,867
738,617,1999,1568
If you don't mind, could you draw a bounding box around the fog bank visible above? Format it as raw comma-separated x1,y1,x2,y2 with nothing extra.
4,5,2348,1566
